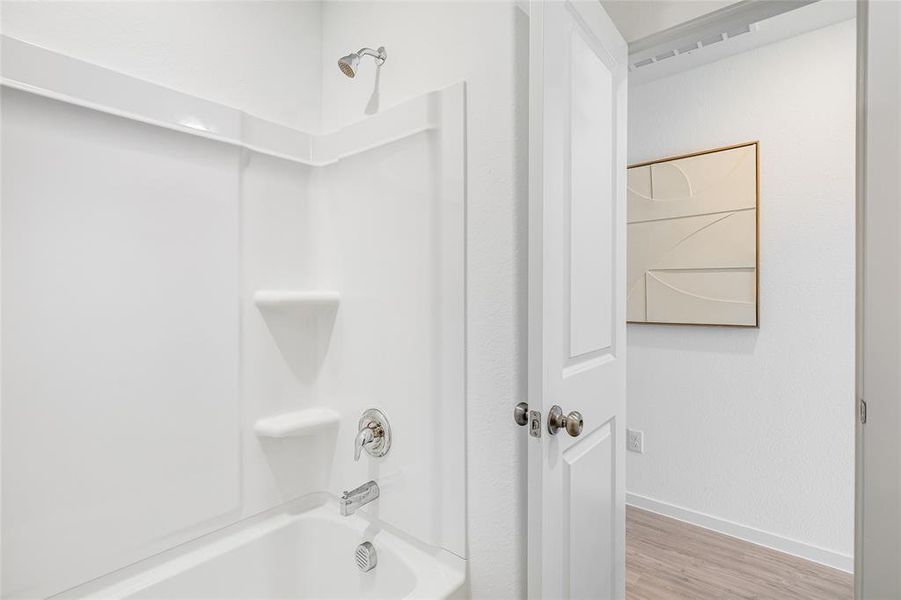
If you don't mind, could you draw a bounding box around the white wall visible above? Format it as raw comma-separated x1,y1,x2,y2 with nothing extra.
319,3,528,597
627,19,856,567
0,1,322,130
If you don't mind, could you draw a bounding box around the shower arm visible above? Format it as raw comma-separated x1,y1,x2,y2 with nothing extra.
356,47,387,65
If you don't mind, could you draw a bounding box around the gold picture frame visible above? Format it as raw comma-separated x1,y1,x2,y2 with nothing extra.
626,141,760,328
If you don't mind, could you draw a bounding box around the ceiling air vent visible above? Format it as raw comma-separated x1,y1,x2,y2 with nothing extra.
676,42,701,54
725,24,752,38
699,32,726,47
629,22,760,70
626,0,817,72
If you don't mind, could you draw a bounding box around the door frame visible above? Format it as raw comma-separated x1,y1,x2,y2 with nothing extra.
854,0,901,597
521,0,895,596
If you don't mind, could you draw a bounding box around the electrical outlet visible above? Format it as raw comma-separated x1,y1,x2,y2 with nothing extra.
627,428,644,454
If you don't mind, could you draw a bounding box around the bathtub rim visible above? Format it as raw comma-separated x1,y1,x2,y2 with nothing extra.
50,492,466,600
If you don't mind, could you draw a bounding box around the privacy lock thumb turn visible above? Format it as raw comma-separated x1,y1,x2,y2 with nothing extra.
514,402,529,426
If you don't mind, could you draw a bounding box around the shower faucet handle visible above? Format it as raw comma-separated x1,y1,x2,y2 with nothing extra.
354,425,376,461
354,409,391,461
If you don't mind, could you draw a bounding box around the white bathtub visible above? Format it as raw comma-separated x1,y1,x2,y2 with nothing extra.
63,498,466,599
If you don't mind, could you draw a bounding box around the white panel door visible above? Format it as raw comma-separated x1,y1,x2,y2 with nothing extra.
527,1,627,598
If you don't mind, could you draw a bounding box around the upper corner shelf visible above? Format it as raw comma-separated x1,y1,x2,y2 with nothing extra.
253,290,340,312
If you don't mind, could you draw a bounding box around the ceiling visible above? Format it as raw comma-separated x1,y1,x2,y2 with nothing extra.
601,0,743,43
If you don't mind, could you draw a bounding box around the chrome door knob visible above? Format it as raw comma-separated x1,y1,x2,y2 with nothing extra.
547,405,583,437
514,402,529,426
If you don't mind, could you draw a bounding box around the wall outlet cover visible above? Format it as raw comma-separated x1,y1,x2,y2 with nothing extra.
627,428,644,453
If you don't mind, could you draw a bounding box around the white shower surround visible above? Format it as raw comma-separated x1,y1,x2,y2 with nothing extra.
1,36,466,598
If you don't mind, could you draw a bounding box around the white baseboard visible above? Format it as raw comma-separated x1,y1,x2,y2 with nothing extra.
626,492,853,573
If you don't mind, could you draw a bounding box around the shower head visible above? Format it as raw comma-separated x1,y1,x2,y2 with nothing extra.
338,46,387,78
337,53,360,78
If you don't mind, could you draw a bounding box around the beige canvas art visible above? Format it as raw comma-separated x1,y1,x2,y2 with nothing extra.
627,143,758,326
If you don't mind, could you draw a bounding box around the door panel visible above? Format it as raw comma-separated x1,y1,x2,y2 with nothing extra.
568,27,614,360
564,420,615,599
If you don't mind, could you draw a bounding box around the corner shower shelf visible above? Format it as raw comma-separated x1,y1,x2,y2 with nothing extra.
254,408,341,439
253,290,340,312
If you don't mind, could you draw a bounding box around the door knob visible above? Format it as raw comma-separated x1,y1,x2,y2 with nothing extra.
514,402,529,426
547,405,583,437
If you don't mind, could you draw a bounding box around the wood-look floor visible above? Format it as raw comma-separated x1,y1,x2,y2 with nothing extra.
626,506,853,600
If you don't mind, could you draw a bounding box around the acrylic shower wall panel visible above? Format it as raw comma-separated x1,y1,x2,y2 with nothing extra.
314,103,466,558
0,88,241,599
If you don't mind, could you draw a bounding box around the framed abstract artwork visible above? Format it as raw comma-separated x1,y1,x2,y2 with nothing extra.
627,142,759,327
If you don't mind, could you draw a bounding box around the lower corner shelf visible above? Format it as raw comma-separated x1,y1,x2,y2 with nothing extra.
254,407,341,439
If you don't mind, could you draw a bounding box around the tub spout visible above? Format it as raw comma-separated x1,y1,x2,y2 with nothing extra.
340,480,379,516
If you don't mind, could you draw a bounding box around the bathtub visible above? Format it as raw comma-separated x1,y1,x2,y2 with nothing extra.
61,498,466,599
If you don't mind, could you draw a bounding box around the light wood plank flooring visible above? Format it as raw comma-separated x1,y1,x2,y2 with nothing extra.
627,506,852,600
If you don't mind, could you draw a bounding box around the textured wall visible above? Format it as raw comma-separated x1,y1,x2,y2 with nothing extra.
627,19,856,562
319,3,529,597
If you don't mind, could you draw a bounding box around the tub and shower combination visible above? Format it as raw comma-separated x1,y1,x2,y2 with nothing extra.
3,18,467,599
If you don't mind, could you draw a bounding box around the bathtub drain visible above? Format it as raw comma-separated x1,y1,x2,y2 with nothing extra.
355,541,378,572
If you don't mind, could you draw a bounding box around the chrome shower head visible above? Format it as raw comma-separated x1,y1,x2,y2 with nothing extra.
338,46,387,78
338,53,360,78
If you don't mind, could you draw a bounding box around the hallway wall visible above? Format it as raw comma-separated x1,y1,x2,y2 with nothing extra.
626,18,856,570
